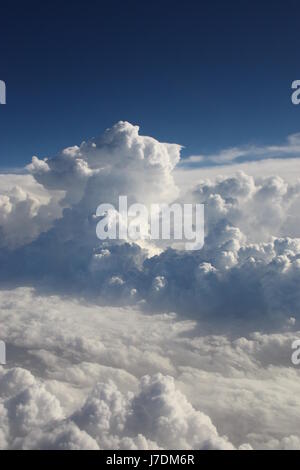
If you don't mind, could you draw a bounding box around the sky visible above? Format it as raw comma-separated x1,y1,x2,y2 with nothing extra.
1,0,300,168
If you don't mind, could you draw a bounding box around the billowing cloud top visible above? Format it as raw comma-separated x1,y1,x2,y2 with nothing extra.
27,121,181,207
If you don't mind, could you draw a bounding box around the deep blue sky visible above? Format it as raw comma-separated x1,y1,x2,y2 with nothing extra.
1,0,300,168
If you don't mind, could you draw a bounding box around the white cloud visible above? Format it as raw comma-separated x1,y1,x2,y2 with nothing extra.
27,121,181,207
1,123,300,449
181,132,300,166
0,185,62,249
0,287,300,449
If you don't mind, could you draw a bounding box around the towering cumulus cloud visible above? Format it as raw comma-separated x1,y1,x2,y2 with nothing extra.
0,122,300,449
28,121,181,207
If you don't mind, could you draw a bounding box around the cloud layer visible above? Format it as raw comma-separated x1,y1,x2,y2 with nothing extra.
1,287,300,450
1,122,300,449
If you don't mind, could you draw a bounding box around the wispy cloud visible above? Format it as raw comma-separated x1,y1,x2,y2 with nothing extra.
181,133,300,167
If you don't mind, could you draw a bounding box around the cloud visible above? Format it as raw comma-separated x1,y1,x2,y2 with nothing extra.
175,158,300,197
1,123,300,448
8,371,237,450
0,174,299,332
1,287,300,449
27,121,181,207
72,373,238,450
18,422,100,450
0,314,240,451
0,185,61,249
1,125,300,332
181,132,300,167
